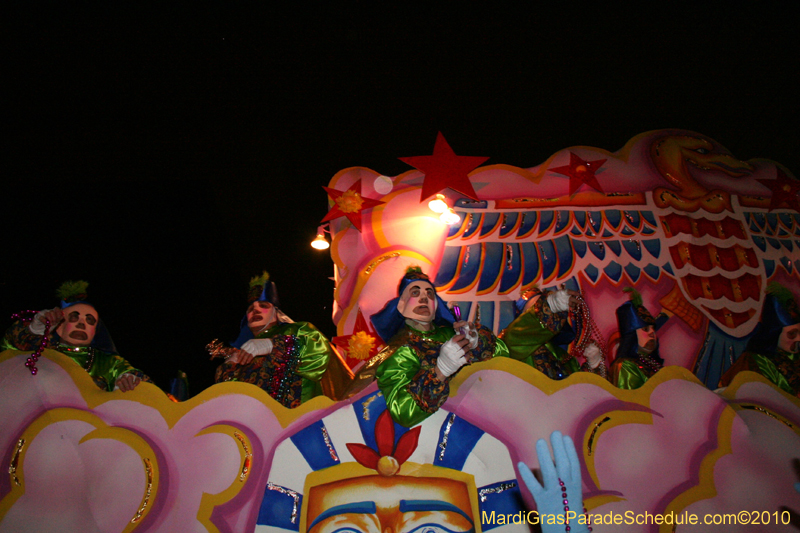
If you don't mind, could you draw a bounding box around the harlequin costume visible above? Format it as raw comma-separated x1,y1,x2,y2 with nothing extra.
498,287,581,380
610,289,667,389
213,272,332,408
720,283,800,395
2,281,152,391
370,267,509,427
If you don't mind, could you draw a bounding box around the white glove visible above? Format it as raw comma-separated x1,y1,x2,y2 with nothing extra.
29,308,60,335
546,290,571,313
464,324,479,350
436,337,467,378
584,343,603,369
240,338,273,356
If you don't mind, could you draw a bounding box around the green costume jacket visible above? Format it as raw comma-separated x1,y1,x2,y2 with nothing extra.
3,321,150,391
720,349,800,396
499,296,578,380
610,358,654,390
215,321,331,408
376,322,509,427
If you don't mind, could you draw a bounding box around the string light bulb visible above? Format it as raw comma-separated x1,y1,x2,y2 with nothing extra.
440,207,461,225
311,232,330,250
428,193,448,214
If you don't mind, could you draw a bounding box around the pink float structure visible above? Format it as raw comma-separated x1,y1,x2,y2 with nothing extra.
2,130,799,532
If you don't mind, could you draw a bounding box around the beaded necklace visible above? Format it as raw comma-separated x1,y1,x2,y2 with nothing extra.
11,310,52,376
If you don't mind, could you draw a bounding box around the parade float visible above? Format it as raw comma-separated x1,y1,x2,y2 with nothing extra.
2,129,799,532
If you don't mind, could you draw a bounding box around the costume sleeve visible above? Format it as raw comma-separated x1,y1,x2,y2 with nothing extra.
2,321,42,351
466,325,509,363
91,353,148,392
377,346,447,428
612,359,649,390
500,299,567,362
747,353,794,394
293,323,332,383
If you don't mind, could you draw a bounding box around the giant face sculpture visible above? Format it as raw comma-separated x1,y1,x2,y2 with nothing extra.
305,472,475,533
396,281,437,324
56,303,98,347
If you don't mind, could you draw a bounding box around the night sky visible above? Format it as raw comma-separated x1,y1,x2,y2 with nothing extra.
4,6,798,395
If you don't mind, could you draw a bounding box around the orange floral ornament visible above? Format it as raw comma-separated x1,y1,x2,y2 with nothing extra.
321,179,385,232
335,190,364,213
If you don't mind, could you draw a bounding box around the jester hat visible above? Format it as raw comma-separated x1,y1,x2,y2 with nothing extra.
232,271,291,348
616,287,658,336
370,266,456,343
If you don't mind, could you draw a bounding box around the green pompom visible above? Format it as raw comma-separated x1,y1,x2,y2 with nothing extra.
623,287,643,307
766,282,796,309
249,271,270,289
56,280,89,303
404,266,424,276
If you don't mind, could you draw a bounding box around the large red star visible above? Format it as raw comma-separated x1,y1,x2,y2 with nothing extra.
549,152,607,196
757,167,800,212
322,180,385,232
332,309,383,368
399,132,489,202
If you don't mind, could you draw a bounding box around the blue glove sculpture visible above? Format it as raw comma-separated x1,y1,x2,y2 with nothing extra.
517,431,590,533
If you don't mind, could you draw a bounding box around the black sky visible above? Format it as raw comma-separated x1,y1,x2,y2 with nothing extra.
4,6,799,394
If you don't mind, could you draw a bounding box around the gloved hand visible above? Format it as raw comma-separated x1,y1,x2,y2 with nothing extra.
436,336,468,378
517,431,589,533
29,308,64,335
453,321,479,350
584,343,603,369
546,290,572,313
240,338,273,356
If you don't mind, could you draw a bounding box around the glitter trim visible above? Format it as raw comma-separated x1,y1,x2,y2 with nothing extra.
361,393,382,421
479,482,517,502
234,431,253,482
587,416,611,456
438,413,456,461
267,482,300,524
739,404,796,429
131,458,154,523
321,426,339,462
365,253,400,275
8,438,24,486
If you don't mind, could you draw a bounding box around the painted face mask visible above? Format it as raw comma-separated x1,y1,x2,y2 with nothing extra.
636,325,658,354
247,300,276,333
57,303,98,347
778,323,800,353
396,281,437,324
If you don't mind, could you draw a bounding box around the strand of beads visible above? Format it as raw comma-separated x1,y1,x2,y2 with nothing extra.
11,310,50,376
559,478,593,532
559,478,571,532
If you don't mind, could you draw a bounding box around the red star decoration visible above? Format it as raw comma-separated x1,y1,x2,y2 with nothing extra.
331,309,383,368
322,180,385,232
549,152,607,196
757,167,800,212
399,132,489,202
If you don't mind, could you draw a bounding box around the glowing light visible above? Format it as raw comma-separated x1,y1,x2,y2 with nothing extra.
440,208,461,225
311,233,330,250
428,193,448,213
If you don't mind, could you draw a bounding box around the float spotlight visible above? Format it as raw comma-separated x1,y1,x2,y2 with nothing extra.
311,225,330,250
428,193,448,214
440,207,461,225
